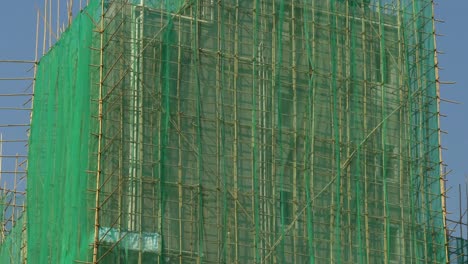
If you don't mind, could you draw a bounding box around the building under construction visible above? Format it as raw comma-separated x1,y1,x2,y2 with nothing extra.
0,0,448,263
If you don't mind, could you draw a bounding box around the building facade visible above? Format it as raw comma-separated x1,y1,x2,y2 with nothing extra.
0,0,447,263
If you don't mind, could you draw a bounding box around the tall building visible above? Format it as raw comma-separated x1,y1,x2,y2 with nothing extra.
0,0,447,263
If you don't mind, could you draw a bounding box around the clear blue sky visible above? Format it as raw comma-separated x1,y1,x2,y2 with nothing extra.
0,0,467,222
436,1,468,221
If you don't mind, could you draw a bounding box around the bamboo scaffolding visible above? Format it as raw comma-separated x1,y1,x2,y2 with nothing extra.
431,0,450,261
0,41,34,247
176,9,184,264
0,61,35,64
0,1,450,263
91,0,105,262
233,1,240,262
291,2,298,262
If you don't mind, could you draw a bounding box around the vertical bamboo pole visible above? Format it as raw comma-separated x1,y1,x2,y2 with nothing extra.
48,0,52,46
233,0,240,261
291,1,298,262
410,1,428,261
43,0,48,54
116,6,127,264
35,8,40,85
118,44,124,264
397,1,407,262
360,4,370,262
223,7,233,263
329,1,342,262
327,1,335,261
256,22,265,264
157,7,165,264
92,0,105,262
176,12,183,264
137,7,145,264
252,0,261,262
345,1,353,261
128,3,136,235
399,2,417,260
257,1,269,258
215,1,222,260
431,0,449,261
2,182,5,238
377,2,390,263
218,1,229,262
69,0,74,26
309,2,317,259
270,0,277,261
13,155,18,228
251,2,256,260
57,0,60,38
350,4,365,263
25,13,41,261
275,0,286,261
260,2,269,258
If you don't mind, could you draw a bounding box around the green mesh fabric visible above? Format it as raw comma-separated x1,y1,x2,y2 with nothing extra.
0,0,447,263
25,1,100,263
449,236,468,263
0,216,25,263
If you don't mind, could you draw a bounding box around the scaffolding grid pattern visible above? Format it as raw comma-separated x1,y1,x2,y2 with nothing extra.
1,0,447,263
0,59,32,264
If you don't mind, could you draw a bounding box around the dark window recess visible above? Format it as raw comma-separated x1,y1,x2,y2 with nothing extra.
199,0,214,21
279,189,293,225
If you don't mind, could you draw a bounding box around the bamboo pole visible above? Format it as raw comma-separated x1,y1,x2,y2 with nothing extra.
376,3,391,263
117,35,124,264
217,1,229,262
49,0,52,46
310,1,317,259
360,4,370,262
1,182,5,240
397,1,407,261
157,8,163,261
328,1,338,261
251,8,258,262
260,1,269,258
116,7,128,264
137,7,144,264
270,0,277,261
410,1,429,261
43,0,48,54
233,1,239,262
0,78,35,81
57,0,60,39
345,1,353,261
215,1,222,259
251,0,261,261
176,11,183,264
0,94,33,97
260,0,267,259
0,61,36,64
69,0,74,26
13,155,18,228
92,0,105,262
431,0,449,261
291,2,298,262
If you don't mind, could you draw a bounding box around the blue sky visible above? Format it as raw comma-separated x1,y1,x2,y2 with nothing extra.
436,1,468,220
0,0,467,222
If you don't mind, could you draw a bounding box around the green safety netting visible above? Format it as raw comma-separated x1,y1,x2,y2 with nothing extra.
0,216,25,263
25,1,100,262
449,236,468,264
0,0,447,263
